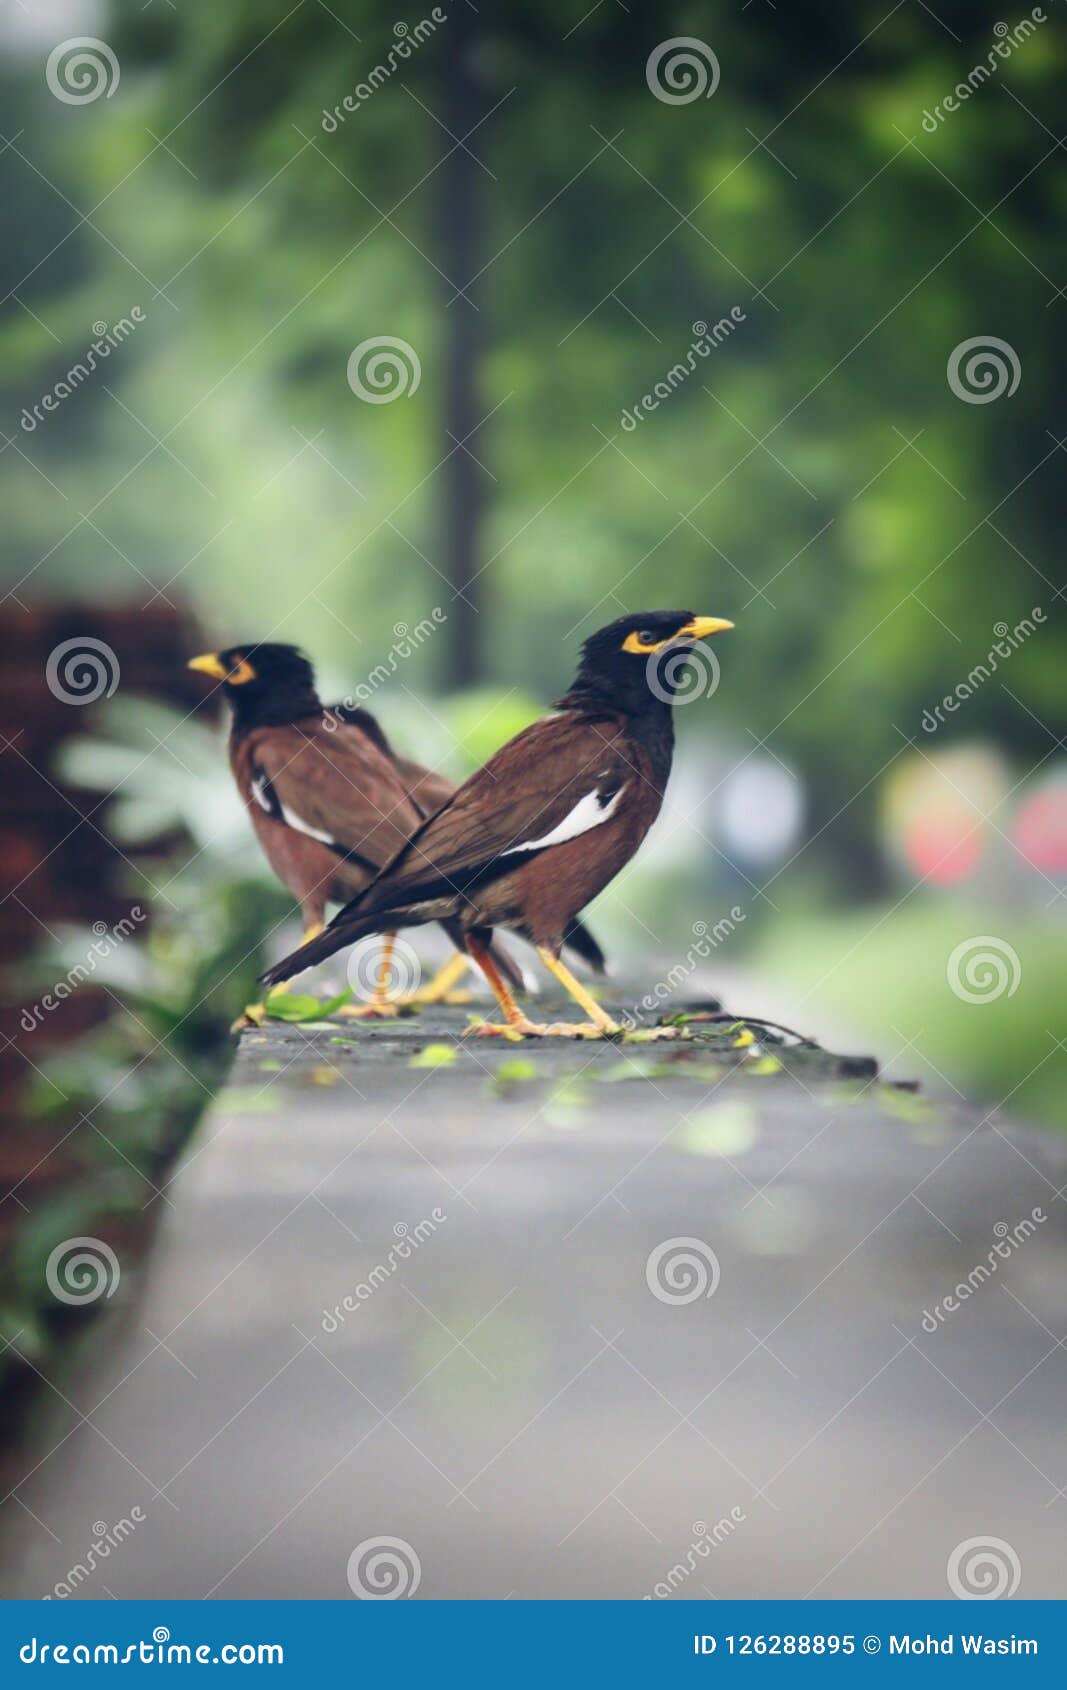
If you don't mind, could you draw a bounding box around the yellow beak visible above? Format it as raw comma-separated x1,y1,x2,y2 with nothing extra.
676,616,734,640
187,653,229,680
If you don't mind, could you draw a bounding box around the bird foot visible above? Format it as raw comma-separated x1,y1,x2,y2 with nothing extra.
466,1017,618,1041
465,1016,548,1041
232,1003,268,1032
334,1000,401,1020
541,1020,621,1039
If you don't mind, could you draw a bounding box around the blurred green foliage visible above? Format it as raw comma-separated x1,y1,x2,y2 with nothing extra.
0,3,1063,1123
1,865,285,1384
1,701,291,1387
756,901,1066,1126
2,4,1060,817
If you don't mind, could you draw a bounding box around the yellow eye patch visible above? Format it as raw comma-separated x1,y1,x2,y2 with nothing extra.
622,629,671,654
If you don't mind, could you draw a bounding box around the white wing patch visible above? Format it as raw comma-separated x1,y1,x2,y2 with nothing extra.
252,769,338,847
278,800,337,847
504,785,625,856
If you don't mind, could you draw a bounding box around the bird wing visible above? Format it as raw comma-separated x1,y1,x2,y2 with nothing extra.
387,752,456,821
354,711,633,914
245,721,423,871
328,701,455,820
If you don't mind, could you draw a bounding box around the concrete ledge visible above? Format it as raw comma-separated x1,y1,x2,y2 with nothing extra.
5,1006,1065,1600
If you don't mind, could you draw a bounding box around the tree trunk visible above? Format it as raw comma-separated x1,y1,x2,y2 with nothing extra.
435,9,486,690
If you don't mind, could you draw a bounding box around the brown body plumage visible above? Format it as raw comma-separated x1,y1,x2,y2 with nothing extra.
228,716,427,933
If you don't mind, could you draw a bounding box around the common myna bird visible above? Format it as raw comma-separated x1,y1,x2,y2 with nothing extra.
260,611,732,1037
188,644,604,1020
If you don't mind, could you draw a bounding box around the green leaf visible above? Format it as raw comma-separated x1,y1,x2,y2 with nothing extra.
489,1057,538,1096
880,1086,934,1123
495,1058,537,1083
408,1043,459,1068
679,1103,759,1158
307,1066,341,1087
219,1087,281,1114
544,1076,591,1130
265,988,352,1022
745,1055,783,1076
624,1027,690,1045
596,1057,661,1082
262,994,320,1020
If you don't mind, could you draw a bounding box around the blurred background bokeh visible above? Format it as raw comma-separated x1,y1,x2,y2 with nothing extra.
1,0,1064,1402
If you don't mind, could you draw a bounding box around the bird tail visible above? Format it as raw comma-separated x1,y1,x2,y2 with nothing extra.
260,914,379,987
262,915,604,993
562,917,607,975
261,912,527,997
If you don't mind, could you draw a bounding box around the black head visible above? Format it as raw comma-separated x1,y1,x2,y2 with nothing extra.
187,642,321,727
566,610,734,715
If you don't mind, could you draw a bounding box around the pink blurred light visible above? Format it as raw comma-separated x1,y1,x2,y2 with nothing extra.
905,811,983,885
1014,786,1067,876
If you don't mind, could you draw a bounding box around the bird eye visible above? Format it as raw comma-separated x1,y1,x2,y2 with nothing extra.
621,628,665,654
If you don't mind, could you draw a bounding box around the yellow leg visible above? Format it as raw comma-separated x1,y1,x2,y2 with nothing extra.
465,942,617,1041
336,931,401,1019
536,946,620,1037
404,950,472,1006
464,939,548,1040
236,922,324,1029
374,932,394,1003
